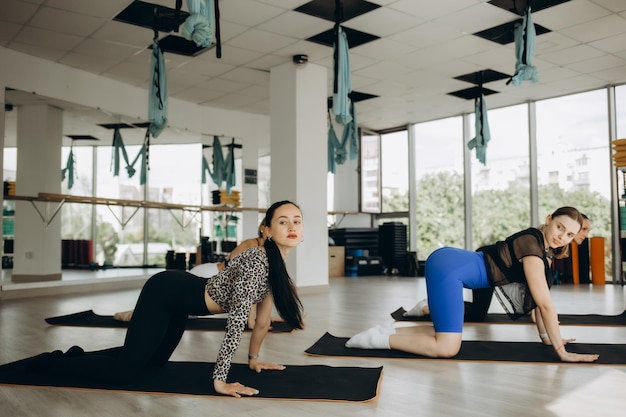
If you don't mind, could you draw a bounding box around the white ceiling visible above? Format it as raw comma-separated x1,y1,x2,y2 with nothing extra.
1,0,626,150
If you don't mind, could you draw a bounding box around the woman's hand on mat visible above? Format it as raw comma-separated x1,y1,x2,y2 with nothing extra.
556,339,599,362
214,379,260,398
248,360,286,373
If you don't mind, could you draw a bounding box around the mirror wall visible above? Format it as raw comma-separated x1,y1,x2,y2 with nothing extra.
2,88,255,278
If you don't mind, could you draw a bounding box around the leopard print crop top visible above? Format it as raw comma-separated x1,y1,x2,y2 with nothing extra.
205,246,270,381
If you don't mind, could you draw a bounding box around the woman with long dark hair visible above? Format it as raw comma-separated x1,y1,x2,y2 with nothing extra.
35,200,304,398
346,206,599,363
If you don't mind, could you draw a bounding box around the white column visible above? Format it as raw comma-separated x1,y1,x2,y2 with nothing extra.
241,134,260,237
12,104,63,282
270,61,328,291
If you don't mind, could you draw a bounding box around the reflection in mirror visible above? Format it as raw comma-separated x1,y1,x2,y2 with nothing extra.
1,88,217,285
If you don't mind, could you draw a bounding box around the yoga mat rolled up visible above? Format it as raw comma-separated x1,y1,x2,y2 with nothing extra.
590,237,605,285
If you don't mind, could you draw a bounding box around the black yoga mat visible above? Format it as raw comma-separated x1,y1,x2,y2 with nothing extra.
0,352,382,402
391,307,626,326
45,310,294,333
305,332,626,364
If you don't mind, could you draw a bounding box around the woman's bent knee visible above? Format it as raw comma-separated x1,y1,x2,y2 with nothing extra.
434,334,462,358
434,345,461,358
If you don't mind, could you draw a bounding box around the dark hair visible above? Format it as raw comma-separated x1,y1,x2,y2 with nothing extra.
263,201,304,329
546,206,583,259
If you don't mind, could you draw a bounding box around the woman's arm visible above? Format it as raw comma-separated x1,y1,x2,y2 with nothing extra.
523,256,598,362
247,294,285,373
226,238,260,263
532,308,551,345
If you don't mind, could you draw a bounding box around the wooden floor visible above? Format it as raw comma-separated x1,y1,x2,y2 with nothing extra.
1,273,625,417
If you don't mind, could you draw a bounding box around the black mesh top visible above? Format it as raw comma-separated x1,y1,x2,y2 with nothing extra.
478,228,551,319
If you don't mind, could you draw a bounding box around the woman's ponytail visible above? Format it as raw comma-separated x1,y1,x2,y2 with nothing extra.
263,201,304,329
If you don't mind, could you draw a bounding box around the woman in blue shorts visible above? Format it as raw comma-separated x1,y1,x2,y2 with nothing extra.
346,206,599,363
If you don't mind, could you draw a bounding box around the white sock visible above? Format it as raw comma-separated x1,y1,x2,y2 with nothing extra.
403,299,428,317
376,323,397,335
345,327,390,349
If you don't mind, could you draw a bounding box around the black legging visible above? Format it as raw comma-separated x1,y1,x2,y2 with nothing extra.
463,287,494,322
53,270,210,382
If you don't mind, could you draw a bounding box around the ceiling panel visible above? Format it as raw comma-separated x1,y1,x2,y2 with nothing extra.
559,14,626,43
30,6,106,37
46,0,133,18
344,6,425,37
0,0,39,24
219,0,286,26
225,28,298,54
533,0,612,30
257,10,333,38
391,0,482,20
14,26,83,50
0,0,625,145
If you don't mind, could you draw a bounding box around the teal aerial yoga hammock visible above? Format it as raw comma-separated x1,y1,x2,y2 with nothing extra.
201,136,236,194
202,136,225,187
137,130,150,185
345,100,359,161
328,0,356,172
182,0,214,48
111,128,149,185
201,151,211,185
328,121,340,174
508,6,538,87
223,140,236,194
332,26,352,125
467,93,491,165
111,128,130,177
148,37,168,138
61,143,76,189
327,102,358,174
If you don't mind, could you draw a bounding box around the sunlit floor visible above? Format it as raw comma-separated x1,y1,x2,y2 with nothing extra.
0,272,625,417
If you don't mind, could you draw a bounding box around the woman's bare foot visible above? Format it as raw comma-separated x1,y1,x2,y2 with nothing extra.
113,310,134,322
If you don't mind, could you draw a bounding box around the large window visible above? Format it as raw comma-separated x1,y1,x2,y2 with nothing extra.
60,146,94,240
381,130,409,213
95,144,146,266
412,116,465,259
61,146,93,196
470,104,530,248
3,148,16,182
360,131,380,213
146,144,202,266
258,155,270,210
536,90,612,280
